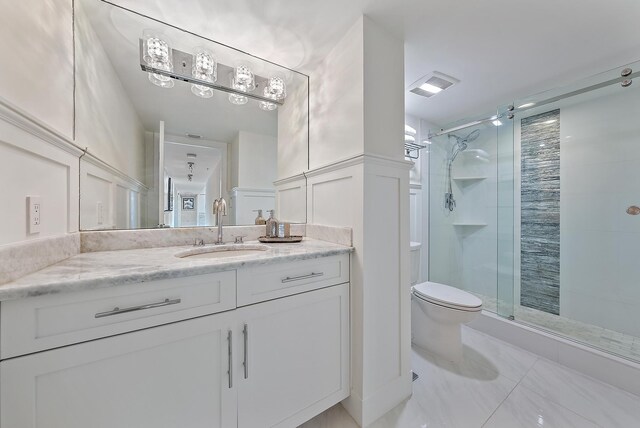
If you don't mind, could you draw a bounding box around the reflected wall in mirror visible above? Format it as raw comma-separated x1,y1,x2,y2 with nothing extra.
76,0,309,231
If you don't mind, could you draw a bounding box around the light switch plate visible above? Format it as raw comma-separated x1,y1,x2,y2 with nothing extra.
27,196,41,234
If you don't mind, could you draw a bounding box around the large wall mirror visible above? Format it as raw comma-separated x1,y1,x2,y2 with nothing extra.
75,0,309,230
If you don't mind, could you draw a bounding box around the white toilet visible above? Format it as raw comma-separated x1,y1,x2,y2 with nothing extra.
411,281,482,362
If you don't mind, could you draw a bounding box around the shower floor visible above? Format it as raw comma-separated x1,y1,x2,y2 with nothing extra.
477,294,640,363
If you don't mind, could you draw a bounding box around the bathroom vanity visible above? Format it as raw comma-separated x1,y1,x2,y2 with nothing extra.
0,240,351,428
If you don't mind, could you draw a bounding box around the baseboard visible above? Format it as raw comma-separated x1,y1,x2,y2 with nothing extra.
469,311,640,397
342,373,412,427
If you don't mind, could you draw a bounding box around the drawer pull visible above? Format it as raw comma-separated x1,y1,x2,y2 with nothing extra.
281,272,324,283
94,298,182,318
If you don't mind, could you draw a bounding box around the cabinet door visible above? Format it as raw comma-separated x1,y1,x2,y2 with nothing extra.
1,313,237,428
237,283,349,428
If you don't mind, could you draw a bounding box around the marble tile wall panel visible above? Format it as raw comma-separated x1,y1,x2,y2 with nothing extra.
520,109,560,314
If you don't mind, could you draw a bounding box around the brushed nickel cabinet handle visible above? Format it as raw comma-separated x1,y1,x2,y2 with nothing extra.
228,330,233,389
281,272,324,283
94,298,181,318
243,323,249,379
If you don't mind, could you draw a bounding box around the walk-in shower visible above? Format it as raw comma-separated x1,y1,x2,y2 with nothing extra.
428,60,640,363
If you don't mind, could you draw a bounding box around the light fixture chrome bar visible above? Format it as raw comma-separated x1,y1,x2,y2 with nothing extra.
139,40,284,105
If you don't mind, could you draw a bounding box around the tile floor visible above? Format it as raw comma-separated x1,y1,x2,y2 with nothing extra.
478,294,640,362
299,326,640,428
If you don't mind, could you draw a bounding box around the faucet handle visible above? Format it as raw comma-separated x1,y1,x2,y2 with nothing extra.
194,238,205,246
234,235,246,244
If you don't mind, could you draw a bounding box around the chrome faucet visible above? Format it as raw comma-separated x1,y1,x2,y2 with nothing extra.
213,197,227,244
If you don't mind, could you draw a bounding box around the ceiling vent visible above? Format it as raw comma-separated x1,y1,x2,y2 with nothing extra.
408,71,459,98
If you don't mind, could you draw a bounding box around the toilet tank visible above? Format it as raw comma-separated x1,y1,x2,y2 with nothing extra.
410,242,421,286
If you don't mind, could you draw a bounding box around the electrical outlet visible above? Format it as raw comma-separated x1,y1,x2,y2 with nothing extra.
27,196,41,234
97,202,104,225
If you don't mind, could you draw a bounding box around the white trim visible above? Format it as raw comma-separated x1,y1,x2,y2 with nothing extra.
273,173,306,187
0,97,82,157
305,153,413,179
83,152,148,192
229,187,276,194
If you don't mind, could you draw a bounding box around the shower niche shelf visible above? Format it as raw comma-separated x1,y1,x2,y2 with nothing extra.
452,222,488,227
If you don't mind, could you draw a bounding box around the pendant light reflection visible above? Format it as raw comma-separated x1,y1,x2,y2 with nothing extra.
142,30,174,88
191,48,217,98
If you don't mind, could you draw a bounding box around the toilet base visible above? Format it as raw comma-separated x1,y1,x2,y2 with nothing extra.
412,312,463,363
411,297,479,363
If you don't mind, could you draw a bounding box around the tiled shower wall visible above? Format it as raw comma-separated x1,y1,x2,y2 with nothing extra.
520,110,560,314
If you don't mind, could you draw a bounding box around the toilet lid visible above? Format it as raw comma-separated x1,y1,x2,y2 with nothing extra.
412,282,482,309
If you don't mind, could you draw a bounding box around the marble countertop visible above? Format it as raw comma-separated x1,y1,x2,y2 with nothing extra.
0,238,353,301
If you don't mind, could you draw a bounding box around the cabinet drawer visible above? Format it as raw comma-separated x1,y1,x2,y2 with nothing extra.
1,271,236,359
237,254,349,306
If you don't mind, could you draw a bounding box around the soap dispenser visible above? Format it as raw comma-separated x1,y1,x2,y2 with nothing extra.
265,210,278,237
253,209,266,225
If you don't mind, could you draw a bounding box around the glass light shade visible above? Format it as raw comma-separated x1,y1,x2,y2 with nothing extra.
148,62,174,88
143,30,172,66
234,65,255,91
192,48,217,82
190,48,216,98
142,30,174,88
259,87,278,111
228,73,248,105
266,76,286,100
229,93,248,105
191,84,213,98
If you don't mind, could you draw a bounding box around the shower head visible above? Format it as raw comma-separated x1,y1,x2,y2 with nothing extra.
449,129,481,161
452,129,480,146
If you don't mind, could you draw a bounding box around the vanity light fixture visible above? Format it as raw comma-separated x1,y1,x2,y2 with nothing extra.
139,34,287,109
191,48,217,98
142,30,174,88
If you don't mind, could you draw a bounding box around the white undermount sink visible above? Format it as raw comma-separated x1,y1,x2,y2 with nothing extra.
176,244,269,259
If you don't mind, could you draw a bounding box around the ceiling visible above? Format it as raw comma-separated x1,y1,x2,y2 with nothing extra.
164,141,221,194
110,0,640,127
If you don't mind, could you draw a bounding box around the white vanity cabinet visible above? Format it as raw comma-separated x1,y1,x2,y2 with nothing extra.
0,254,350,428
236,282,349,428
1,312,237,428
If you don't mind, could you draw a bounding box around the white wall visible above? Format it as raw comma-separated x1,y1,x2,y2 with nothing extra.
307,16,411,427
309,19,364,170
277,75,309,180
0,0,78,246
0,0,74,139
75,1,146,183
229,131,277,190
